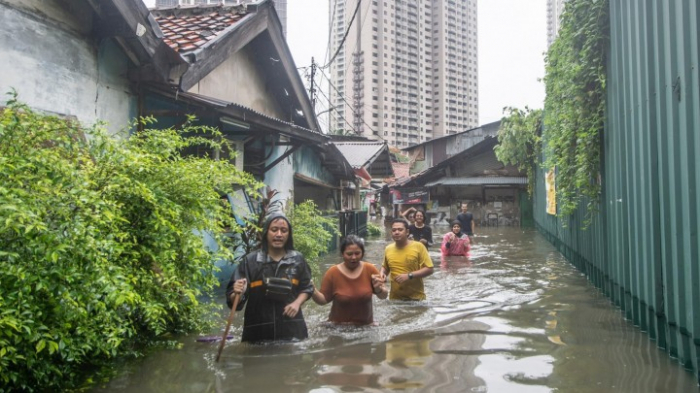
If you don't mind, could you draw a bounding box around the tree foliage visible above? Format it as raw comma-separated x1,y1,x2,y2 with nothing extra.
0,95,261,391
366,222,381,237
543,0,609,221
495,106,543,195
286,200,338,281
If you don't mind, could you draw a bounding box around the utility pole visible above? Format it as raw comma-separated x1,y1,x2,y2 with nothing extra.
309,57,317,110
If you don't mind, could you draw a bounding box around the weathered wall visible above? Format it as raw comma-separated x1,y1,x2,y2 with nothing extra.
534,0,700,382
264,142,295,211
0,0,137,135
293,145,337,188
428,186,522,228
189,45,285,120
294,183,335,210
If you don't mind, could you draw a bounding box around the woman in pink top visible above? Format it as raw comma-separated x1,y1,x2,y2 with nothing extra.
440,221,471,256
312,235,388,325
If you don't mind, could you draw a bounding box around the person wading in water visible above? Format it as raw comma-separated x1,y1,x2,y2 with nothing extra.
226,212,314,342
379,218,434,300
311,235,388,325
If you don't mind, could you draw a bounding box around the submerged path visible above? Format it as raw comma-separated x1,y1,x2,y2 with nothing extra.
93,226,698,392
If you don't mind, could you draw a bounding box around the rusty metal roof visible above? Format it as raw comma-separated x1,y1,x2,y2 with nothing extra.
152,6,247,53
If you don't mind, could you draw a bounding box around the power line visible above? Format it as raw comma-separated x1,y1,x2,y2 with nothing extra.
316,68,382,139
321,0,362,69
314,79,357,134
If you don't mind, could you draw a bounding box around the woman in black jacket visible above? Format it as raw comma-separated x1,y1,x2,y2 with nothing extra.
226,212,314,342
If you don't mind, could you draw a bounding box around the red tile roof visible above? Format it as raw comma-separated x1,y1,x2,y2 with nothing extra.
388,162,410,181
152,7,247,53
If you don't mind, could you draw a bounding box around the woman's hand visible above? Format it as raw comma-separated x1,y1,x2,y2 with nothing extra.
233,279,247,294
371,275,384,292
283,301,302,318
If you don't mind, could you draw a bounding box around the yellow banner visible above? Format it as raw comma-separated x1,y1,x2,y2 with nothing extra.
546,169,556,215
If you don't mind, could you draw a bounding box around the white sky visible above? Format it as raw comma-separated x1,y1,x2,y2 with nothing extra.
143,0,547,126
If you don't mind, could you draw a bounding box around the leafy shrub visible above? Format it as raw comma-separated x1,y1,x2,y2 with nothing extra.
543,0,609,222
495,107,543,196
0,96,260,391
366,222,381,237
286,200,338,280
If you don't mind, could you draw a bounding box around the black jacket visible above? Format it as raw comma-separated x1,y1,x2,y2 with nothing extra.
226,249,314,342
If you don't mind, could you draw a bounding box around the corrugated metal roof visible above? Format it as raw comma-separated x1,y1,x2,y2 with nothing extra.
161,88,324,136
401,120,501,151
333,141,386,168
425,177,527,186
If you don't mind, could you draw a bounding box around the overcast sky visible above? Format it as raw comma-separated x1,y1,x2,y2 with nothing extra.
144,0,547,126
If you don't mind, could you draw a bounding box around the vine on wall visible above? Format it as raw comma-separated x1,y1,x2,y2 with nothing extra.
543,0,610,222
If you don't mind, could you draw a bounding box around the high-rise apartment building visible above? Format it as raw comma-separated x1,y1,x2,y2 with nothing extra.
328,0,479,147
546,0,566,47
155,0,287,36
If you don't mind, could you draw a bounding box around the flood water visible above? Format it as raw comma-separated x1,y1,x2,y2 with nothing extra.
93,226,698,392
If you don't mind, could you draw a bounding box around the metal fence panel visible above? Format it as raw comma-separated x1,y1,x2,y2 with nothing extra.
534,0,699,382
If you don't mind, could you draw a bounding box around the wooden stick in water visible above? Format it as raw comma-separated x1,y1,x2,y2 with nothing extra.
215,293,241,362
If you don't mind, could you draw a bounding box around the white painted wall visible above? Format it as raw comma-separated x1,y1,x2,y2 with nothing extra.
0,0,137,135
264,143,295,211
189,46,286,120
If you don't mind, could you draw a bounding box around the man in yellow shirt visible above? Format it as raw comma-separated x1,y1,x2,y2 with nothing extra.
379,218,434,300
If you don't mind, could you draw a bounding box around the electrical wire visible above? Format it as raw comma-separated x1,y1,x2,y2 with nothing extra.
320,0,362,69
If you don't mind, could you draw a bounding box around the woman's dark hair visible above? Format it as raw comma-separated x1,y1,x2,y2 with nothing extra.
340,235,365,257
414,209,426,220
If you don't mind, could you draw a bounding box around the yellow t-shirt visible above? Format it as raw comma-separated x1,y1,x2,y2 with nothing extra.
382,241,433,300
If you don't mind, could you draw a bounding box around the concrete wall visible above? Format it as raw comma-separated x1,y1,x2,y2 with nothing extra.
293,145,337,187
264,142,295,211
294,183,336,211
0,0,137,135
189,45,285,120
427,185,522,228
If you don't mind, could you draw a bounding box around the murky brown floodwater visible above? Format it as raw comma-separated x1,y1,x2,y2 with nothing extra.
93,225,699,392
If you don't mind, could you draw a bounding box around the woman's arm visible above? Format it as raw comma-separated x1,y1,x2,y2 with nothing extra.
311,288,329,305
370,265,388,299
400,206,416,218
311,267,334,305
373,284,388,299
440,232,453,256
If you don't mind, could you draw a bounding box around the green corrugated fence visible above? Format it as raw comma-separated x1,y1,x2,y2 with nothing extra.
534,0,700,383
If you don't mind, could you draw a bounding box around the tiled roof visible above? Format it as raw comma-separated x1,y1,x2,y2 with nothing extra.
152,6,247,53
391,162,411,180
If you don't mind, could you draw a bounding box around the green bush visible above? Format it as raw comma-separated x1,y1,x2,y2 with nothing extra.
495,107,543,196
366,222,381,237
287,200,338,280
543,0,609,223
0,96,260,391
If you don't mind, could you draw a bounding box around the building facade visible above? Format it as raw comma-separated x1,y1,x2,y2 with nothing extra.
155,0,287,36
546,0,566,47
328,0,479,147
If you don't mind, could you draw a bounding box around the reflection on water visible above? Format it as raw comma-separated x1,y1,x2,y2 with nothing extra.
92,226,699,393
